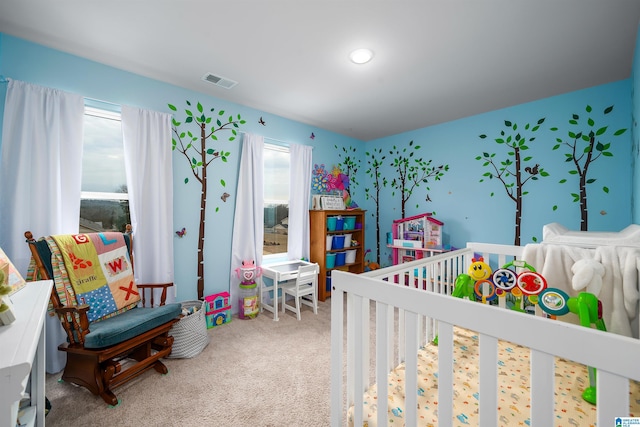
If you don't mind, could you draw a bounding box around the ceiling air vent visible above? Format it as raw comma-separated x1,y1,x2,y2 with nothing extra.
202,73,238,89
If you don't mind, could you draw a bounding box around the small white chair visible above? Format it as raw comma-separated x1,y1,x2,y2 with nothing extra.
280,263,319,320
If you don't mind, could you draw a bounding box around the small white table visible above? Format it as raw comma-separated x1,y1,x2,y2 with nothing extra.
260,260,315,321
0,280,52,427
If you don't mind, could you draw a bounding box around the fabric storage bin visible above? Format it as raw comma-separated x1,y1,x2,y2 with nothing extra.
327,216,337,231
167,300,210,358
333,235,346,249
326,235,333,250
326,253,336,269
343,216,356,230
335,252,346,266
345,249,357,264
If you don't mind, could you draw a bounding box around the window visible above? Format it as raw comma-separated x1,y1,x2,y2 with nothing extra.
263,143,290,256
80,106,130,233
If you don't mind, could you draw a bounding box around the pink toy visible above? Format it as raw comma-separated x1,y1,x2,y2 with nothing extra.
204,292,231,328
235,259,263,284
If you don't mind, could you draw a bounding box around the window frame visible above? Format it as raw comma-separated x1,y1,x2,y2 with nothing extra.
262,142,290,260
80,105,130,232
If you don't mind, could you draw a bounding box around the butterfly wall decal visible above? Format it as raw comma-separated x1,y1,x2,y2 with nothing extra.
221,192,230,202
175,228,186,238
258,117,266,126
310,132,315,140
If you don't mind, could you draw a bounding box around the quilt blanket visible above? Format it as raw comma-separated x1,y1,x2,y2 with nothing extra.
348,326,640,427
51,233,140,323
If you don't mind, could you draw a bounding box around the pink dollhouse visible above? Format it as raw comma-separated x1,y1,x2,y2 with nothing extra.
389,213,445,265
205,292,232,328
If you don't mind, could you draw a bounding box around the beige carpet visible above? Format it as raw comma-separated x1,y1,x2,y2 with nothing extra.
43,298,332,427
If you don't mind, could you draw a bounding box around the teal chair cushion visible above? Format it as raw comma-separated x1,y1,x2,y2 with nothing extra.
84,302,181,349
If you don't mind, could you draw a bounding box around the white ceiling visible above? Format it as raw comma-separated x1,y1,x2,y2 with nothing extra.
1,1,639,141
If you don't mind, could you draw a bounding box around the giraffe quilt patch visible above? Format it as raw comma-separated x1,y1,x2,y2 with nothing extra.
51,232,140,322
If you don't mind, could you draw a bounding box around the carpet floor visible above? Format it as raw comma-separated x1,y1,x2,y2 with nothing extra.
43,297,333,427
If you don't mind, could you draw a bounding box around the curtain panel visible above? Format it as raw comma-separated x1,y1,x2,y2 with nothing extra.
0,79,85,373
230,133,264,313
121,106,175,300
288,143,313,260
0,79,85,273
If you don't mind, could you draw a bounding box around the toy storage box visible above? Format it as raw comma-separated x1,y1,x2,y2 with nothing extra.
205,292,232,329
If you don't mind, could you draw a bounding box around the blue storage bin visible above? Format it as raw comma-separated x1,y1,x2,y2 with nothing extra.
326,253,336,269
344,216,356,230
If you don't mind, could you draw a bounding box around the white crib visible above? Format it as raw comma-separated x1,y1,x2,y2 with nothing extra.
330,243,640,426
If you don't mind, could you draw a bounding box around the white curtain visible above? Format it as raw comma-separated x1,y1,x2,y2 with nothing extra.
230,133,264,313
288,143,313,260
0,79,84,373
121,106,175,301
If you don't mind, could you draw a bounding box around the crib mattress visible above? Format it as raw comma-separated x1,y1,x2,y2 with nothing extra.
348,327,640,427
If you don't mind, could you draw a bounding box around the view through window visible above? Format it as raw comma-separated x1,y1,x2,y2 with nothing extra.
263,143,289,256
80,107,130,233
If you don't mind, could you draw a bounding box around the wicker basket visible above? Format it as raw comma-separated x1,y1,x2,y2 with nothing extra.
167,300,210,358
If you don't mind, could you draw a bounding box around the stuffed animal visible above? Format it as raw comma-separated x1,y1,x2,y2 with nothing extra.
571,258,604,296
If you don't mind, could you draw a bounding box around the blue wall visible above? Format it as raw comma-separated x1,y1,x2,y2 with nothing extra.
360,81,633,266
1,32,637,300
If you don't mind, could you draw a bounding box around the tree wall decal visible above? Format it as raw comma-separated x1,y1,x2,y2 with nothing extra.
364,148,387,265
168,100,246,299
477,118,548,246
334,144,360,196
550,105,627,231
389,140,448,219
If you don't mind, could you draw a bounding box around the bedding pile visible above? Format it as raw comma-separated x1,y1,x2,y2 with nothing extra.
348,326,640,427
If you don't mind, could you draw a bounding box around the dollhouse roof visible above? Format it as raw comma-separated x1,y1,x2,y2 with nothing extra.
393,213,444,227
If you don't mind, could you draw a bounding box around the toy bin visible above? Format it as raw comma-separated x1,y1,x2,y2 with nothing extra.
333,235,346,249
327,216,337,231
167,300,210,358
343,216,356,230
345,249,357,264
238,282,259,319
343,233,352,248
326,253,336,269
335,252,346,266
335,217,344,230
326,235,333,250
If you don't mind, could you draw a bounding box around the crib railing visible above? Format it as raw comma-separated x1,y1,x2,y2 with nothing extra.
330,246,640,427
359,244,524,364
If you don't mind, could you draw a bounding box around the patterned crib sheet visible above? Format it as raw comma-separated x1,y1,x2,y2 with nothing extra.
348,327,640,427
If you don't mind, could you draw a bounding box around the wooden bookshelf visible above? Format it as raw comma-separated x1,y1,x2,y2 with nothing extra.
309,209,366,301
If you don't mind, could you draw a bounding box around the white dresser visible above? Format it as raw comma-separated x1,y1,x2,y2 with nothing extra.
0,280,52,427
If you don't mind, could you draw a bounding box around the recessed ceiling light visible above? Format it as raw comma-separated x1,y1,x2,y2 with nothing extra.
349,48,374,64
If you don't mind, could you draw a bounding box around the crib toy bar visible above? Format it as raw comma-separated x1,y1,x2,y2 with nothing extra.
453,258,548,306
538,287,607,405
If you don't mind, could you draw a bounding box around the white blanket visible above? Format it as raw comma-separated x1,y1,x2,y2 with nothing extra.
523,243,640,338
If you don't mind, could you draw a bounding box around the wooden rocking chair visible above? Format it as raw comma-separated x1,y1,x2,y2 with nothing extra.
25,229,182,405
